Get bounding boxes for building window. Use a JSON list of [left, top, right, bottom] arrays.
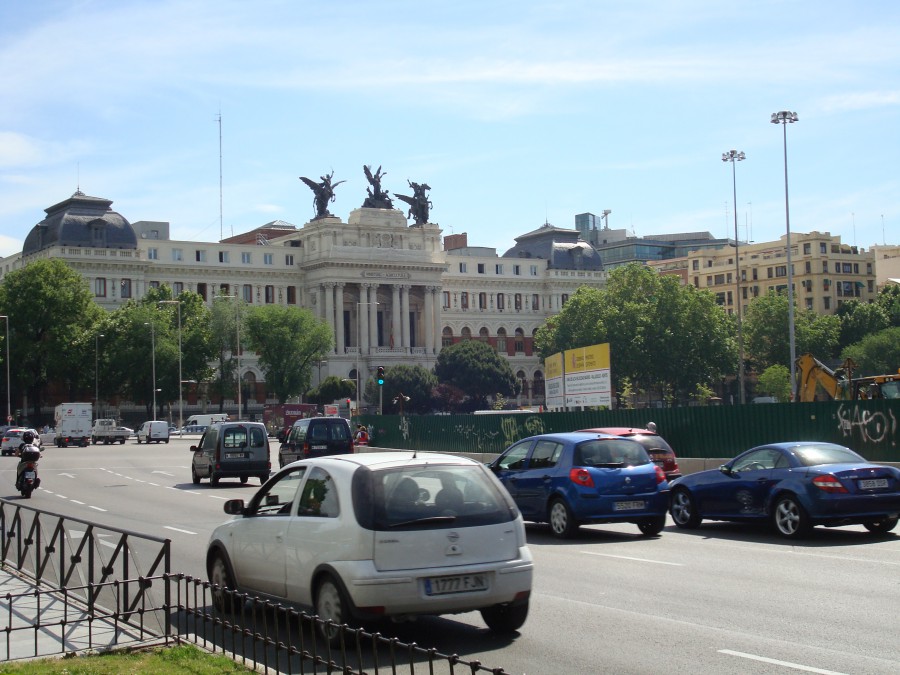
[[515, 294, 522, 310], [442, 327, 454, 347], [460, 292, 469, 309], [532, 294, 540, 310], [824, 296, 831, 310], [219, 251, 230, 263], [285, 254, 294, 266], [148, 248, 158, 260], [513, 265, 521, 275], [715, 292, 726, 306], [460, 327, 472, 341], [822, 261, 828, 273], [496, 327, 508, 351], [219, 284, 230, 296], [561, 294, 569, 305], [264, 253, 273, 265], [805, 261, 811, 273], [265, 285, 275, 303], [242, 252, 252, 264], [478, 292, 487, 309], [442, 291, 450, 308], [173, 282, 184, 295], [286, 286, 297, 304], [459, 262, 467, 273], [496, 264, 503, 274], [775, 266, 787, 277], [149, 281, 160, 289], [714, 273, 725, 285], [821, 242, 827, 254], [692, 260, 699, 271], [803, 243, 811, 254], [196, 250, 207, 262], [242, 284, 253, 302], [752, 268, 758, 280], [477, 263, 485, 274], [530, 265, 538, 276], [497, 294, 505, 310], [479, 327, 490, 342], [805, 298, 813, 309], [94, 278, 106, 297], [515, 329, 525, 353], [172, 248, 183, 261], [120, 279, 132, 298]]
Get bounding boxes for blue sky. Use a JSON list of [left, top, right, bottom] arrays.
[[1, 1, 898, 259]]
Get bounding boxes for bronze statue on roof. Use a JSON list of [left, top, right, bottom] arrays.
[[300, 171, 345, 219], [362, 165, 393, 209], [394, 179, 432, 226]]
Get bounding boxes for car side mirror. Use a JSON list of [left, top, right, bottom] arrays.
[[190, 445, 198, 452], [223, 499, 245, 515], [718, 464, 732, 476]]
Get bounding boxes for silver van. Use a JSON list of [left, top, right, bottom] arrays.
[[136, 420, 170, 444], [191, 422, 270, 486]]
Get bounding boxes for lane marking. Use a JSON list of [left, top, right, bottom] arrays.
[[719, 649, 848, 674], [582, 551, 683, 566], [89, 505, 107, 512], [70, 500, 84, 505], [152, 471, 174, 477], [59, 473, 76, 478], [207, 495, 229, 500], [164, 526, 198, 535]]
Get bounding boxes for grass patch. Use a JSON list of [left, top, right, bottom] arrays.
[[0, 643, 255, 674]]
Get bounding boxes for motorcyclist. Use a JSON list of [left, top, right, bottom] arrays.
[[15, 430, 42, 490]]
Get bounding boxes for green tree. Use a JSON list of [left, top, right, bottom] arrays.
[[434, 340, 518, 411], [0, 259, 104, 422], [757, 364, 791, 402], [207, 296, 246, 411], [306, 376, 355, 406], [841, 327, 900, 376], [875, 285, 900, 327], [364, 364, 437, 414], [836, 300, 889, 353], [244, 305, 332, 403], [535, 264, 734, 403]]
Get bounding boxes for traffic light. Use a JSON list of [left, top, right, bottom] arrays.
[[376, 366, 385, 386]]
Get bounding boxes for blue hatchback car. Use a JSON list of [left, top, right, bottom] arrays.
[[489, 432, 670, 538], [669, 441, 900, 538]]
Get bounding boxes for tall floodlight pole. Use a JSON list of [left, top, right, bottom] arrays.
[[722, 150, 746, 404], [0, 315, 9, 424], [771, 111, 799, 400], [159, 300, 183, 431], [95, 332, 105, 415], [145, 321, 157, 418]]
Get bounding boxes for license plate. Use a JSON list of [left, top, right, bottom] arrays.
[[24, 471, 36, 480], [224, 452, 245, 459], [311, 445, 327, 450], [424, 574, 488, 596], [615, 500, 645, 511], [859, 478, 888, 490]]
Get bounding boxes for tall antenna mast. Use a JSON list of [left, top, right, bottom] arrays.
[[218, 112, 224, 240]]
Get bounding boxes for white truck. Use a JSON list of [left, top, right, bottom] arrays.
[[54, 402, 92, 447], [183, 413, 229, 430], [91, 418, 129, 444]]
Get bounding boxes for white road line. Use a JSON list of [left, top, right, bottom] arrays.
[[59, 473, 76, 478], [719, 649, 848, 674], [164, 526, 197, 535], [55, 494, 67, 499], [582, 551, 683, 566], [152, 471, 174, 476], [148, 482, 160, 487], [89, 505, 107, 512], [70, 500, 85, 505], [207, 495, 229, 500]]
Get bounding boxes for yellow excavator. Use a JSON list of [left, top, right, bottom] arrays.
[[796, 353, 900, 402]]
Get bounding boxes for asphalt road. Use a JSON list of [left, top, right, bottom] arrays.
[[3, 439, 899, 674]]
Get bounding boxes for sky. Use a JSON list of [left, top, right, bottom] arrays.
[[1, 1, 898, 259]]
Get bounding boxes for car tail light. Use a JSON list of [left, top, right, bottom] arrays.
[[654, 466, 667, 484], [813, 474, 848, 493], [569, 467, 595, 487]]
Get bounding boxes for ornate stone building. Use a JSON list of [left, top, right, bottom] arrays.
[[3, 190, 608, 410]]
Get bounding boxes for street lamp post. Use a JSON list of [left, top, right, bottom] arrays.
[[771, 110, 799, 400], [145, 321, 157, 418], [0, 315, 9, 425], [722, 149, 746, 404], [159, 300, 183, 431], [95, 332, 105, 415]]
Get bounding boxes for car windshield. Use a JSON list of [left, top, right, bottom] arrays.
[[353, 463, 516, 530], [628, 434, 673, 453], [792, 443, 865, 466], [575, 439, 651, 467]]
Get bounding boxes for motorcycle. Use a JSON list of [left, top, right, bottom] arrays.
[[15, 443, 42, 499]]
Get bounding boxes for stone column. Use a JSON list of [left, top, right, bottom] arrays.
[[323, 283, 336, 353], [335, 283, 345, 354], [401, 285, 411, 351], [433, 287, 443, 353], [369, 289, 379, 349], [391, 284, 401, 350], [359, 284, 370, 353], [424, 286, 435, 355]]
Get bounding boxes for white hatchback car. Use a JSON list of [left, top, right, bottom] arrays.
[[206, 452, 533, 643]]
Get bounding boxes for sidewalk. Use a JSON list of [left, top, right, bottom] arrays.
[[0, 566, 152, 662]]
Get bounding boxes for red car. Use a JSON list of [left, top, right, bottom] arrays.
[[578, 427, 681, 481]]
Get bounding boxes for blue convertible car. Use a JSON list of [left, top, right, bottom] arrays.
[[669, 442, 900, 538]]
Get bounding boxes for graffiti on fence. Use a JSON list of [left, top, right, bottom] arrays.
[[836, 404, 898, 445], [500, 415, 546, 448]]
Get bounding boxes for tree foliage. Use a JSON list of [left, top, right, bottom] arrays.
[[840, 327, 900, 376], [244, 305, 332, 403], [534, 264, 734, 402], [434, 340, 518, 410], [364, 364, 438, 414], [875, 284, 900, 327], [835, 300, 889, 353], [306, 375, 355, 406], [757, 364, 791, 402], [0, 259, 104, 420]]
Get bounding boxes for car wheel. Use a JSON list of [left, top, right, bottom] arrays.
[[136, 437, 142, 444], [548, 498, 578, 539], [192, 466, 201, 485], [481, 600, 529, 634], [209, 553, 235, 613], [670, 488, 702, 529], [637, 515, 667, 536], [773, 495, 811, 538], [863, 516, 899, 534], [315, 575, 350, 647], [239, 476, 248, 485]]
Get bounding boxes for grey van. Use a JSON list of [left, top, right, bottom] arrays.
[[191, 422, 270, 486], [278, 417, 353, 468]]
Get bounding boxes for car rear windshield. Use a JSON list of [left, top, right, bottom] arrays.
[[575, 439, 652, 467], [352, 463, 517, 531], [628, 434, 674, 453], [792, 443, 865, 466]]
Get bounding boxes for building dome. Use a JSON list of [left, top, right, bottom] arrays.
[[22, 190, 138, 256]]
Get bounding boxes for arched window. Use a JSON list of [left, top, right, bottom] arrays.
[[515, 328, 525, 353], [533, 371, 545, 397], [517, 369, 529, 398], [461, 327, 472, 340], [497, 328, 507, 354], [479, 327, 490, 342], [442, 327, 454, 347]]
